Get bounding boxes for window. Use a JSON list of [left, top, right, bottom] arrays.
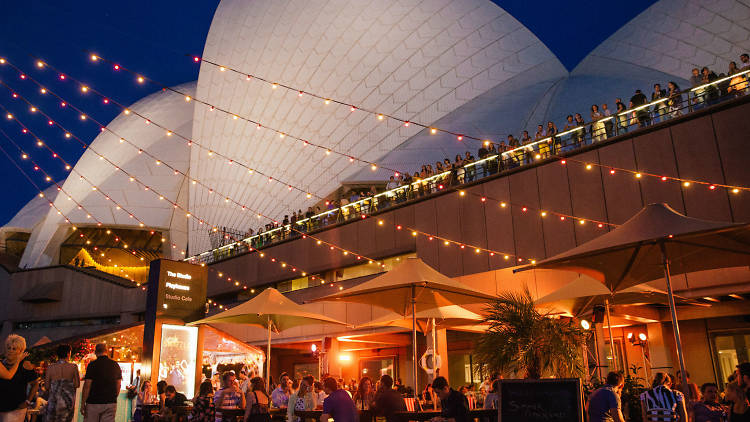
[[359, 357, 395, 379], [276, 253, 416, 293], [712, 332, 750, 386], [603, 339, 627, 372], [293, 362, 319, 380], [14, 316, 120, 330]]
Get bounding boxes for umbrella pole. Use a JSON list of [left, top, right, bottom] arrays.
[[412, 285, 418, 392], [267, 316, 272, 392], [660, 243, 689, 392], [432, 318, 437, 382], [605, 298, 617, 372], [592, 328, 602, 381]]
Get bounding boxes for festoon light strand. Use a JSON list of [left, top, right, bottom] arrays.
[[2, 64, 388, 267], [185, 54, 484, 145], [2, 72, 389, 288], [6, 57, 321, 201], [0, 126, 148, 277], [84, 54, 400, 175]]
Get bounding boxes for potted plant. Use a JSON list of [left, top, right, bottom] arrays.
[[475, 288, 586, 379]]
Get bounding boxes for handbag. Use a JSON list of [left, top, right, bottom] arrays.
[[247, 392, 272, 422]]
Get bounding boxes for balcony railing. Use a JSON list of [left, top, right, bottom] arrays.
[[186, 69, 750, 265]]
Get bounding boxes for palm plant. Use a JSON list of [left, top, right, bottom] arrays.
[[475, 288, 586, 379]]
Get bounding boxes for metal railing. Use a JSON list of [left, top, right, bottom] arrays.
[[186, 69, 750, 265]]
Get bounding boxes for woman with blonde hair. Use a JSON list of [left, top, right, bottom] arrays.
[[0, 335, 29, 380], [0, 335, 37, 422], [287, 379, 316, 422]]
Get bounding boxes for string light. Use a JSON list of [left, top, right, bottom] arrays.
[[80, 54, 400, 176], [17, 59, 321, 200], [0, 102, 151, 229], [5, 108, 330, 289], [562, 158, 747, 194], [12, 56, 748, 278], [2, 76, 384, 272], [187, 55, 491, 146], [0, 128, 146, 274], [459, 190, 615, 228]]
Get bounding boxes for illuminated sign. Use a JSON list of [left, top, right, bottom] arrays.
[[166, 282, 190, 291], [167, 271, 192, 280], [158, 324, 198, 398], [146, 259, 207, 320]]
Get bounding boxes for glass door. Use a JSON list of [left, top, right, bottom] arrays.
[[359, 356, 395, 379], [603, 338, 626, 372], [712, 332, 750, 386]]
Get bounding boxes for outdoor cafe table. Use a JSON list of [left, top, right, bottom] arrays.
[[395, 409, 497, 422], [294, 409, 375, 422], [138, 403, 160, 422], [137, 404, 193, 422], [295, 409, 496, 422], [218, 407, 287, 421]]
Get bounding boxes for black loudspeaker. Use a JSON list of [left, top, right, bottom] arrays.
[[593, 305, 606, 323], [323, 337, 332, 351]]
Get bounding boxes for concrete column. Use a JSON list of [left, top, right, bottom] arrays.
[[321, 337, 341, 378], [397, 347, 410, 389], [435, 328, 448, 382], [646, 322, 674, 374]]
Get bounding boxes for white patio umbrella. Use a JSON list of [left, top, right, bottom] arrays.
[[358, 305, 483, 380], [314, 257, 495, 390], [534, 275, 695, 371], [518, 203, 750, 389], [190, 288, 347, 390], [356, 304, 482, 332]]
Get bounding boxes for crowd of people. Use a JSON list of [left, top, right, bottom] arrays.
[[400, 53, 750, 193], [0, 334, 491, 422], [588, 364, 750, 422], [4, 332, 750, 422], [201, 53, 750, 263]]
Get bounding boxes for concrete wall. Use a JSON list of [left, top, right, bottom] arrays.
[[0, 265, 145, 348]]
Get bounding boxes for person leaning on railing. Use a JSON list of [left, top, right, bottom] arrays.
[[463, 151, 476, 182], [545, 121, 558, 154], [701, 67, 720, 106], [630, 89, 650, 127], [562, 115, 576, 147], [506, 135, 520, 167], [728, 62, 748, 98], [573, 113, 586, 147], [667, 82, 683, 118], [651, 84, 668, 123]]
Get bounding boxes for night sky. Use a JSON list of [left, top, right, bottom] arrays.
[[0, 0, 655, 224]]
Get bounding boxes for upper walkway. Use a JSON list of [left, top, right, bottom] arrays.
[[188, 70, 750, 266]]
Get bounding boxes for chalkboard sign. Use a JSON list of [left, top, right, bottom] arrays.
[[499, 378, 583, 422]]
